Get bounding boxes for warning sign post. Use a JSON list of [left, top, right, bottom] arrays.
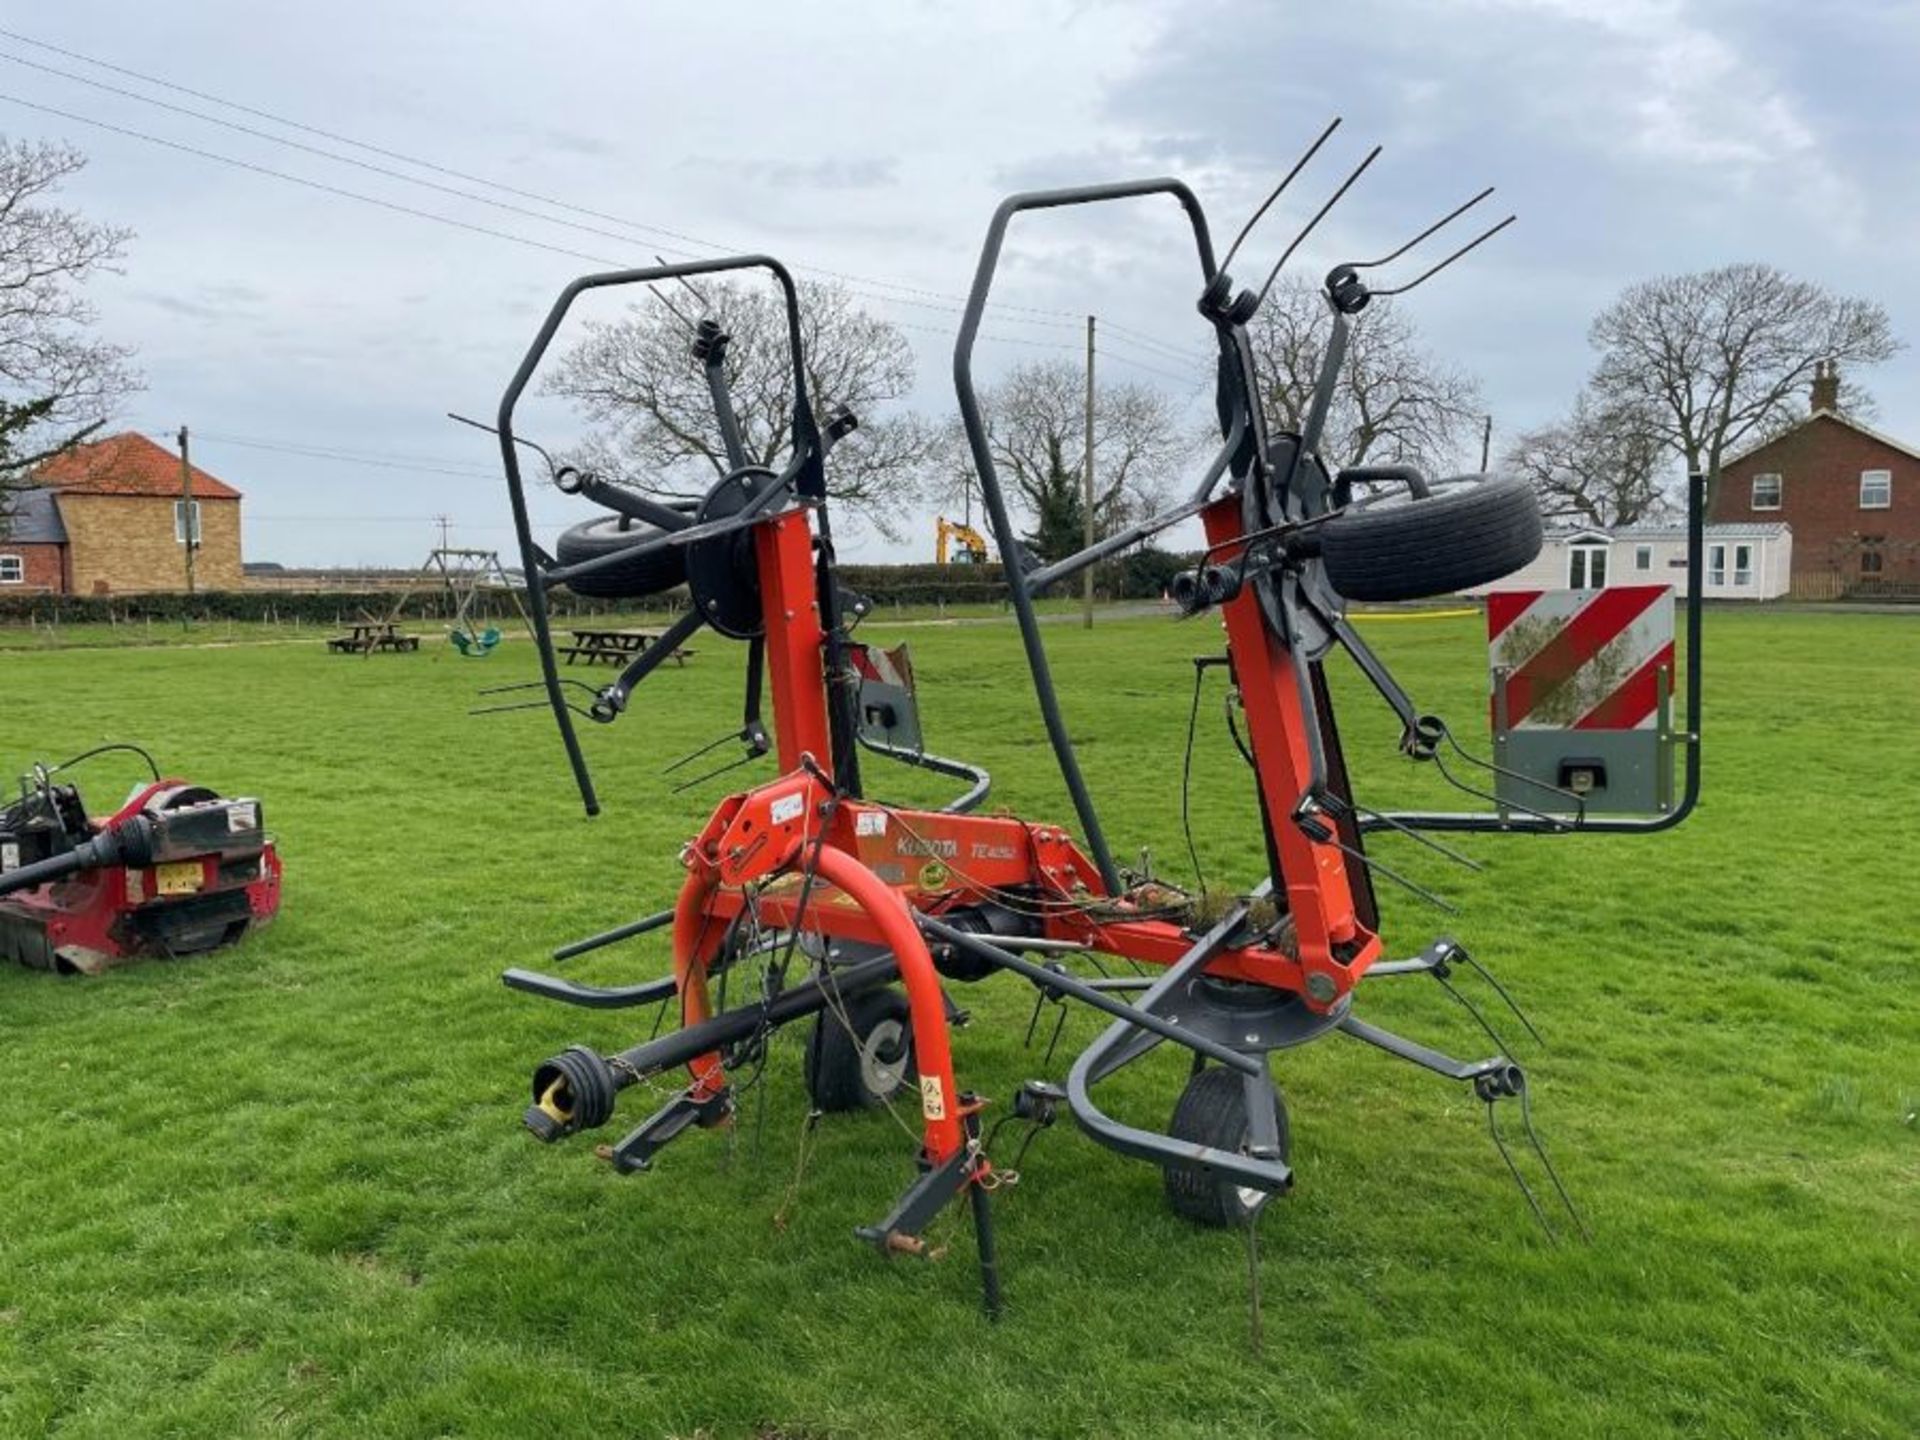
[[1487, 585, 1678, 817]]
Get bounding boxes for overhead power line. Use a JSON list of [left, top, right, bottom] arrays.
[[175, 430, 500, 478], [1, 90, 1175, 376], [0, 50, 709, 262], [0, 90, 624, 268], [0, 25, 1212, 370]]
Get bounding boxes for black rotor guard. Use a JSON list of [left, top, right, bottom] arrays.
[[1247, 436, 1343, 660], [687, 466, 774, 640]]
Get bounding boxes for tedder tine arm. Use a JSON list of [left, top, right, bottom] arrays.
[[1057, 896, 1295, 1197], [588, 608, 708, 723]]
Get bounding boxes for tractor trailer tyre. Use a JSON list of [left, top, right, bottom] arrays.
[[1316, 476, 1543, 603], [553, 516, 688, 599], [804, 985, 917, 1112], [1163, 1065, 1291, 1227]]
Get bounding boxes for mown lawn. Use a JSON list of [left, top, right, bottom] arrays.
[[0, 607, 1915, 1438]]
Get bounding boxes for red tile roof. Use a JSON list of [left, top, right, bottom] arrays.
[[33, 432, 242, 500]]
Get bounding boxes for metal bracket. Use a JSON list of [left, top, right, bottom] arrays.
[[855, 1145, 976, 1253], [604, 1085, 733, 1173]]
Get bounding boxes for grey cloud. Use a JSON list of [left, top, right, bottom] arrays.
[[686, 154, 900, 191]]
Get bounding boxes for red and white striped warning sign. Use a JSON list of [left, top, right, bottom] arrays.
[[849, 641, 915, 691], [1487, 586, 1674, 731]]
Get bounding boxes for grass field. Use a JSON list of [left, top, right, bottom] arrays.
[[1, 608, 1915, 1438]]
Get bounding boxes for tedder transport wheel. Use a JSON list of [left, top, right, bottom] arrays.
[[1317, 476, 1543, 603], [1163, 1065, 1291, 1227], [804, 986, 917, 1112], [553, 515, 689, 599]]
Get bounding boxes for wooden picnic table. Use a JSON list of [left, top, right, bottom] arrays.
[[558, 626, 693, 667], [326, 621, 420, 654]]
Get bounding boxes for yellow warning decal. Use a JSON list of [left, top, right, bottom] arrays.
[[919, 1075, 947, 1121]]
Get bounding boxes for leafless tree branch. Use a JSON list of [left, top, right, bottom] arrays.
[[0, 138, 140, 500], [544, 278, 936, 541]]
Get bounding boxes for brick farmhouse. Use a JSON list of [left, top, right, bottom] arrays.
[[1711, 364, 1919, 597], [1, 433, 245, 595]]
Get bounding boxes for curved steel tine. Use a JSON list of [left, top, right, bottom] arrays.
[[1341, 186, 1493, 272], [476, 677, 599, 698], [1429, 746, 1575, 831], [657, 253, 716, 314], [664, 727, 747, 775], [1314, 823, 1458, 914], [1488, 1101, 1558, 1243], [1372, 214, 1516, 297], [1419, 718, 1584, 826], [1519, 1082, 1590, 1240], [447, 411, 561, 481], [1253, 145, 1382, 309], [669, 747, 766, 796], [1043, 1005, 1070, 1067], [1023, 989, 1049, 1050], [1434, 970, 1514, 1058], [638, 259, 701, 335], [1436, 721, 1587, 823], [1348, 800, 1486, 871], [1460, 951, 1546, 1048], [1220, 117, 1343, 274]]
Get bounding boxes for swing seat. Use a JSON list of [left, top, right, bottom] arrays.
[[452, 626, 502, 657]]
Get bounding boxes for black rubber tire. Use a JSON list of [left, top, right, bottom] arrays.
[[1162, 1065, 1290, 1227], [803, 986, 916, 1112], [553, 515, 688, 599], [1317, 476, 1542, 602]]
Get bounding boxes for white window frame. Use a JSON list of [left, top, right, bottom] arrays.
[[0, 553, 22, 585], [1707, 543, 1727, 588], [1750, 473, 1782, 510], [1567, 542, 1608, 590], [174, 499, 202, 544], [1634, 544, 1653, 571], [1733, 543, 1753, 587], [1860, 470, 1891, 509]]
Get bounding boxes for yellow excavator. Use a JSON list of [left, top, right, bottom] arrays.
[[935, 516, 990, 565]]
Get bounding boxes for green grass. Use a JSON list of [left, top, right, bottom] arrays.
[[0, 609, 1915, 1438]]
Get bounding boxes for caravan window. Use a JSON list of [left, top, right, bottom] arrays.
[[1567, 543, 1608, 590]]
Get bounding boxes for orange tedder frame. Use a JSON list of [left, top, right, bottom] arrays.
[[665, 500, 1378, 1178]]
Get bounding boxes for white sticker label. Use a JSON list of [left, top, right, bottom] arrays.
[[769, 791, 806, 826], [228, 802, 258, 833], [855, 811, 887, 837], [919, 1074, 947, 1121], [1, 842, 18, 872]]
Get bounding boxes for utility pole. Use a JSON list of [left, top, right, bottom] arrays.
[[177, 425, 197, 594], [433, 513, 452, 552], [1083, 314, 1095, 630], [1480, 413, 1493, 472]]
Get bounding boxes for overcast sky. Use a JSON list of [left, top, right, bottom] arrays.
[[7, 0, 1917, 565]]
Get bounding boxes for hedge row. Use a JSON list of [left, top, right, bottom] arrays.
[[0, 550, 1202, 626], [837, 548, 1195, 605]]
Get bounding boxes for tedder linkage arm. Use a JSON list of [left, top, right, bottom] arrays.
[[494, 253, 826, 817]]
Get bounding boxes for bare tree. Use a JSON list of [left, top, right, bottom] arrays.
[[1587, 262, 1901, 497], [957, 359, 1185, 561], [1248, 275, 1481, 474], [546, 278, 937, 540], [1505, 391, 1670, 529], [0, 139, 139, 504]]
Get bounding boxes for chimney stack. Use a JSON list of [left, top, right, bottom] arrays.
[[1811, 358, 1840, 413]]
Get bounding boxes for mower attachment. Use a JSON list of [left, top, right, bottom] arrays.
[[1, 761, 282, 975]]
